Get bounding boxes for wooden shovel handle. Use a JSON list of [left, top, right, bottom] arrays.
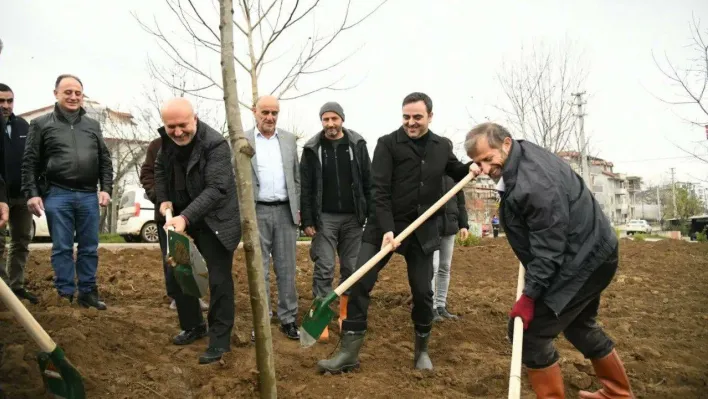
[[0, 276, 56, 353], [508, 262, 526, 399], [333, 172, 476, 297], [165, 208, 173, 223]]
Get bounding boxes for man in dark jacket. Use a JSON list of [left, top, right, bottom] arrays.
[[140, 136, 208, 312], [465, 122, 634, 399], [317, 92, 477, 374], [431, 174, 469, 322], [154, 97, 241, 365], [300, 101, 372, 341], [0, 83, 37, 304], [21, 74, 113, 310]]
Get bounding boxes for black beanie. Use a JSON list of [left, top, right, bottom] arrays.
[[319, 101, 345, 121]]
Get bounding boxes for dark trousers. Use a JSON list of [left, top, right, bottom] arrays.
[[342, 236, 434, 334], [509, 246, 619, 369], [310, 213, 362, 298], [0, 197, 33, 290], [157, 223, 178, 298], [492, 225, 499, 238], [170, 226, 235, 350]]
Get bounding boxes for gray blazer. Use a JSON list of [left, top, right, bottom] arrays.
[[245, 127, 300, 225]]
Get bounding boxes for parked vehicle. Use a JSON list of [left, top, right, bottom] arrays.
[[625, 219, 652, 235], [116, 188, 158, 243], [688, 214, 708, 241]]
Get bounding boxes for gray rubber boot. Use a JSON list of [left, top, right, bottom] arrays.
[[414, 330, 433, 370], [316, 330, 365, 374]]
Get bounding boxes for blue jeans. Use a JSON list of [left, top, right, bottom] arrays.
[[44, 186, 100, 296]]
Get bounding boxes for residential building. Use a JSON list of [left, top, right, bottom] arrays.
[[557, 151, 631, 224]]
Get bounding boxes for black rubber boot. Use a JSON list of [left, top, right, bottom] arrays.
[[77, 288, 107, 310], [414, 330, 433, 370], [316, 330, 365, 374]]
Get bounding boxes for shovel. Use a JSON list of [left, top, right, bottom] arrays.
[[508, 263, 526, 399], [300, 172, 476, 347], [165, 209, 209, 298], [0, 277, 85, 399]]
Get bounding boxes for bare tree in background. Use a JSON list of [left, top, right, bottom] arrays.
[[219, 0, 276, 396], [495, 41, 588, 153], [135, 0, 388, 110], [654, 15, 708, 164], [87, 104, 150, 234]]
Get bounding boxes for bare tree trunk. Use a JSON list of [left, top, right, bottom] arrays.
[[219, 0, 277, 397]]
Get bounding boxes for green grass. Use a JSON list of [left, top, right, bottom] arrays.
[[99, 233, 126, 243], [632, 233, 646, 241]]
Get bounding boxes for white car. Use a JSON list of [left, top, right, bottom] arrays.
[[116, 188, 159, 243], [625, 219, 652, 235]]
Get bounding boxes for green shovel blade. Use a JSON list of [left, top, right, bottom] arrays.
[[37, 346, 86, 399], [299, 291, 337, 348]]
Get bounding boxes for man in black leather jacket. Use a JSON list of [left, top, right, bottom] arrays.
[[21, 74, 113, 310]]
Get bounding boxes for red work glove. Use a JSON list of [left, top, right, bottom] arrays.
[[509, 294, 535, 330]]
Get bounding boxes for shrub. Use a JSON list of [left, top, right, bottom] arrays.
[[633, 233, 646, 242], [456, 234, 481, 247], [696, 227, 708, 242]]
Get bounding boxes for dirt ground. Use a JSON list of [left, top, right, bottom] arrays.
[[1, 238, 707, 398]]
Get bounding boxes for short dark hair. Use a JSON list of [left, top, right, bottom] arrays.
[[402, 92, 433, 114], [55, 74, 83, 89], [0, 83, 12, 93], [464, 122, 512, 155]]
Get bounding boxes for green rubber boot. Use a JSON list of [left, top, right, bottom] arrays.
[[414, 330, 433, 370], [316, 330, 365, 374]]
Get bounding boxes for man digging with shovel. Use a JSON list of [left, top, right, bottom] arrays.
[[155, 98, 242, 364], [317, 92, 478, 373], [465, 123, 634, 399]]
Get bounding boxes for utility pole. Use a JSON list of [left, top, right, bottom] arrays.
[[657, 185, 662, 225], [572, 92, 590, 188], [670, 167, 677, 218]]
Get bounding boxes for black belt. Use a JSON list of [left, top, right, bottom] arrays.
[[257, 200, 289, 206]]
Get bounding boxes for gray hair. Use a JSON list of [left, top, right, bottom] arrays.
[[464, 122, 512, 156]]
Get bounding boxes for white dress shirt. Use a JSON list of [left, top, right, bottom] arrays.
[[255, 129, 288, 202]]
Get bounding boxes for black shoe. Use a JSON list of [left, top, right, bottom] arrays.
[[13, 288, 39, 305], [280, 322, 300, 340], [173, 324, 208, 345], [59, 292, 74, 303], [436, 307, 459, 320], [198, 347, 229, 364], [77, 289, 107, 310]]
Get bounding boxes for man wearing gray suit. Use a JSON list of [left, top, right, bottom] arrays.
[[245, 95, 301, 340]]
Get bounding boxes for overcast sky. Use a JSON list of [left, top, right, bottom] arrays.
[[2, 0, 708, 191]]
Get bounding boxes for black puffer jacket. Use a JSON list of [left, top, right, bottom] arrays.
[[21, 104, 113, 199], [499, 139, 618, 315]]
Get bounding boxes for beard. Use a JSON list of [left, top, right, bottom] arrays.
[[489, 148, 509, 183], [324, 127, 341, 138]]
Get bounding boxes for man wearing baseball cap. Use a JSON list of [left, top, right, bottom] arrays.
[[300, 101, 373, 341]]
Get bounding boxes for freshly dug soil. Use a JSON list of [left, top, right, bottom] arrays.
[[1, 239, 706, 398]]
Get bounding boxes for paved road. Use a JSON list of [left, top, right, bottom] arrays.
[[27, 240, 313, 251]]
